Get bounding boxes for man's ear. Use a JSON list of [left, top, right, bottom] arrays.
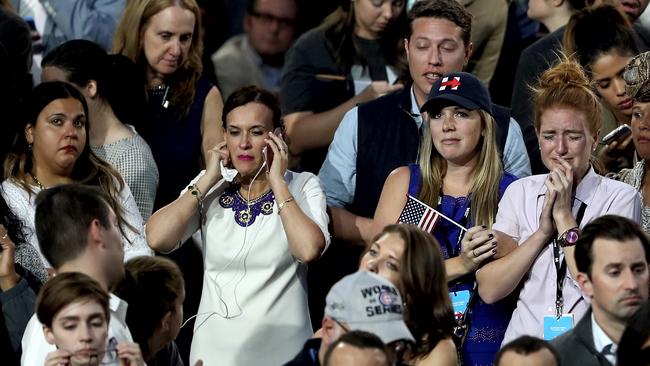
[[463, 42, 474, 68], [576, 271, 594, 298], [160, 310, 173, 332], [43, 325, 56, 345], [404, 38, 410, 61], [88, 218, 105, 248]]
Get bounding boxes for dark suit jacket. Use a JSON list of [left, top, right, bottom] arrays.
[[551, 309, 613, 366]]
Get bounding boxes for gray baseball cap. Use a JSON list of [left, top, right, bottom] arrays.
[[324, 271, 415, 344]]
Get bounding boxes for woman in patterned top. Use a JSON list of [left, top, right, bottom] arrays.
[[616, 51, 650, 234], [146, 86, 330, 365], [41, 39, 159, 220]]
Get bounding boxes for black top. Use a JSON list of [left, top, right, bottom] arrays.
[[148, 342, 184, 366], [280, 29, 392, 173], [510, 27, 565, 175], [283, 338, 322, 366], [354, 36, 388, 81], [142, 78, 213, 210]]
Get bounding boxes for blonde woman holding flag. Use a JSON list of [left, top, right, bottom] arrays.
[[372, 71, 518, 365]]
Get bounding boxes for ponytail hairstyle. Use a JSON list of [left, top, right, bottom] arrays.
[[563, 4, 638, 74], [42, 39, 148, 130]]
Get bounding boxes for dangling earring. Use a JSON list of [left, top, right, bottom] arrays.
[[28, 143, 33, 151]]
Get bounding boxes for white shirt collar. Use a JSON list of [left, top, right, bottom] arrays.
[[109, 293, 129, 324], [591, 312, 617, 364], [409, 86, 423, 129]]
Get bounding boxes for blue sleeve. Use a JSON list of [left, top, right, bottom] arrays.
[[40, 0, 125, 50], [1, 278, 36, 352], [318, 107, 359, 207], [503, 117, 532, 178]]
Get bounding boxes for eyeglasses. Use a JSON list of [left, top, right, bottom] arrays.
[[63, 347, 118, 365], [61, 338, 119, 366], [250, 10, 296, 28]]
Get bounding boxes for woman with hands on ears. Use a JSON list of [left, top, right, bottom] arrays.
[[370, 72, 518, 365], [476, 56, 641, 345], [146, 86, 330, 366]]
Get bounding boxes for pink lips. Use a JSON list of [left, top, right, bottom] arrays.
[[636, 136, 650, 144], [61, 145, 77, 153], [238, 155, 254, 161], [619, 98, 633, 109]]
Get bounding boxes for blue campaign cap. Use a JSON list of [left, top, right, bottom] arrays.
[[420, 72, 493, 116]]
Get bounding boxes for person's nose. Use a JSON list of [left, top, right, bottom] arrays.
[[63, 121, 79, 139], [381, 3, 394, 20], [613, 77, 627, 97], [442, 112, 455, 132], [428, 47, 442, 67], [78, 324, 92, 343], [365, 258, 379, 273], [555, 136, 568, 155], [639, 116, 650, 130], [169, 39, 182, 57], [238, 133, 252, 150], [622, 268, 641, 292]]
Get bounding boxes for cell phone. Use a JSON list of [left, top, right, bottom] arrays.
[[263, 128, 283, 172], [601, 124, 631, 145], [263, 146, 274, 172]]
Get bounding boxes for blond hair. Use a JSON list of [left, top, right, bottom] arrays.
[[113, 0, 203, 118], [417, 110, 503, 227]]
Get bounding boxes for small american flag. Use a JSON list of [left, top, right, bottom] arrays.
[[398, 195, 442, 233], [397, 194, 468, 234]]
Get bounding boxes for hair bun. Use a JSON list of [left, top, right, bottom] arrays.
[[537, 54, 591, 92]]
